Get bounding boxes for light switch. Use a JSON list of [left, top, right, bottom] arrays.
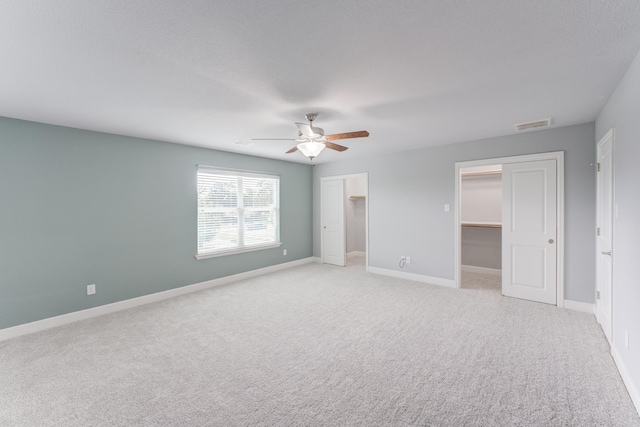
[[444, 204, 450, 212]]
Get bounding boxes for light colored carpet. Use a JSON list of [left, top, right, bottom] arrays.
[[1, 259, 638, 426], [461, 270, 502, 291]]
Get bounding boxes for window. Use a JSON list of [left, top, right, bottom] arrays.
[[196, 166, 280, 259]]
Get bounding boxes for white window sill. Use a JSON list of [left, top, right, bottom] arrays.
[[195, 242, 283, 260]]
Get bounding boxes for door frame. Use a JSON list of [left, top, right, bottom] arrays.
[[320, 173, 369, 269], [454, 151, 565, 307], [596, 128, 614, 342]]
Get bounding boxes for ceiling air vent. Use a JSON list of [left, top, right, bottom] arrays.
[[515, 118, 552, 132]]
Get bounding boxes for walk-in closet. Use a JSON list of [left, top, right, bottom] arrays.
[[460, 165, 502, 289], [345, 175, 366, 266]]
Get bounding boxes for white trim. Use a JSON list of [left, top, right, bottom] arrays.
[[557, 153, 566, 308], [612, 346, 640, 416], [196, 164, 281, 178], [595, 128, 614, 344], [347, 251, 366, 258], [0, 257, 316, 342], [454, 151, 565, 308], [311, 256, 322, 263], [195, 242, 282, 260], [462, 265, 502, 276], [368, 266, 456, 288], [563, 300, 596, 314], [319, 173, 368, 181]]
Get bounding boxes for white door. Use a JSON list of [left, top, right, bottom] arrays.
[[321, 179, 346, 266], [596, 131, 613, 344], [502, 159, 557, 305]]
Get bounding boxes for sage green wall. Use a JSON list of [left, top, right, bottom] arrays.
[[0, 116, 313, 329]]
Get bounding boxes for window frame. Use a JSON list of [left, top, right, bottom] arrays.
[[196, 166, 281, 260]]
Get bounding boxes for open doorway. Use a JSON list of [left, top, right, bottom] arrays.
[[454, 152, 565, 307], [320, 173, 369, 269], [345, 175, 367, 267], [459, 164, 502, 291]]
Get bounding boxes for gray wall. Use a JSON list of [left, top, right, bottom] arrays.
[[461, 174, 502, 223], [313, 123, 596, 303], [0, 116, 313, 329], [596, 49, 640, 404], [461, 227, 501, 270]]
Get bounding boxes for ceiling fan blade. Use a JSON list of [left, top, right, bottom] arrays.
[[251, 138, 296, 141], [325, 130, 369, 141], [285, 146, 299, 154], [324, 141, 349, 152], [295, 122, 314, 137]]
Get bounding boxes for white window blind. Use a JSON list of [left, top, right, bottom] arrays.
[[197, 167, 280, 258]]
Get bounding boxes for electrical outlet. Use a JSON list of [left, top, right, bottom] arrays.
[[283, 249, 287, 256], [444, 204, 450, 212], [406, 256, 411, 264], [625, 330, 629, 350], [87, 284, 96, 295]]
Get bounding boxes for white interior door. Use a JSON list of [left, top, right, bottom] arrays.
[[596, 131, 613, 344], [502, 159, 557, 305], [322, 179, 346, 266]]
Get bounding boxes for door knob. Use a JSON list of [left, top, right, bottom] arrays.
[[602, 250, 612, 256], [548, 239, 554, 244]]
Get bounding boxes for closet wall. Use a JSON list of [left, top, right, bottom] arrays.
[[461, 171, 502, 272], [345, 176, 366, 255]]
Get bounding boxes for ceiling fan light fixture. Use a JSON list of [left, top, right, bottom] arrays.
[[254, 113, 369, 159], [297, 141, 326, 160]]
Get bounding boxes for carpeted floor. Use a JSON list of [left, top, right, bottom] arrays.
[[461, 270, 502, 291], [1, 258, 638, 426]]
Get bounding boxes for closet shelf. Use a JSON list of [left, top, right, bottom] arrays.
[[461, 171, 502, 177], [349, 195, 366, 200], [461, 221, 502, 228]]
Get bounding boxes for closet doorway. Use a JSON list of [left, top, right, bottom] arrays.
[[320, 173, 368, 268], [459, 165, 503, 291], [454, 152, 565, 307]]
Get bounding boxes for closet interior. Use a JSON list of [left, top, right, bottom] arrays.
[[460, 165, 502, 289], [345, 176, 366, 266]]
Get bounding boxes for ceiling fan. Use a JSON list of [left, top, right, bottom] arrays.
[[252, 113, 369, 160]]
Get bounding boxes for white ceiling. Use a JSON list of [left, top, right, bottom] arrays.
[[1, 1, 639, 164]]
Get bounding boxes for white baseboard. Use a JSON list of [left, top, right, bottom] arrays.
[[368, 266, 456, 288], [0, 257, 316, 342], [563, 299, 596, 314], [612, 346, 640, 416], [311, 256, 322, 263], [461, 265, 502, 276], [347, 251, 366, 258]]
